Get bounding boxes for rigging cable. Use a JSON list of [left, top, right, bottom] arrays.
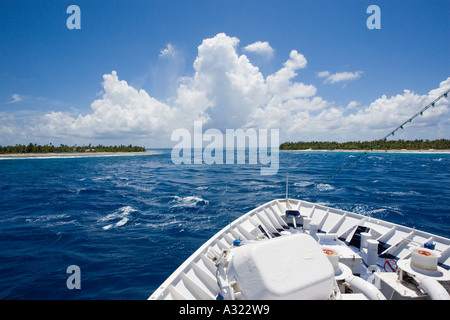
[[299, 87, 450, 194]]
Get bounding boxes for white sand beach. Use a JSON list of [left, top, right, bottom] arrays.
[[0, 151, 162, 159], [283, 149, 450, 154]]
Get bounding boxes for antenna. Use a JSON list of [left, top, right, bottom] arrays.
[[286, 172, 291, 209]]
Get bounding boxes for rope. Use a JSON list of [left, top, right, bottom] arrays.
[[299, 87, 450, 194]]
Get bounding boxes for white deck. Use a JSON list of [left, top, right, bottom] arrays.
[[149, 198, 450, 300]]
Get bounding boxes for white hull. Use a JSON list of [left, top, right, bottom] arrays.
[[149, 199, 450, 300]]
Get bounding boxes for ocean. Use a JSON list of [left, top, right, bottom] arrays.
[[0, 150, 449, 299]]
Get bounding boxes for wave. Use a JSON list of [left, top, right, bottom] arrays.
[[144, 221, 180, 229], [368, 156, 384, 160], [375, 190, 421, 197], [93, 175, 113, 181], [126, 183, 155, 193], [316, 183, 335, 191], [101, 206, 136, 230], [366, 208, 388, 215], [391, 190, 421, 196], [294, 181, 313, 187], [170, 196, 209, 208], [25, 213, 78, 229], [340, 205, 389, 217], [26, 213, 70, 223]]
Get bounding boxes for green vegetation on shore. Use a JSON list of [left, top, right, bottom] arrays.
[[0, 143, 146, 154], [279, 139, 450, 151]]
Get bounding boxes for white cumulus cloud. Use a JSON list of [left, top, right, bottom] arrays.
[[345, 80, 450, 138], [159, 43, 176, 58], [7, 94, 23, 104], [317, 70, 363, 84], [4, 33, 448, 147], [35, 71, 178, 145], [243, 41, 274, 57]]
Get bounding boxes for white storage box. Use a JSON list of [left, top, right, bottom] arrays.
[[228, 234, 335, 299]]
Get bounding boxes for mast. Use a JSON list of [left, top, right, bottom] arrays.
[[286, 172, 290, 209]]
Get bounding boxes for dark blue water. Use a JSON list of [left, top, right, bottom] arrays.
[[0, 150, 449, 299]]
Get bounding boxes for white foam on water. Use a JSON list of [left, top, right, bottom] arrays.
[[114, 217, 129, 227], [316, 183, 335, 191], [170, 196, 209, 208], [101, 206, 136, 230], [294, 181, 313, 187], [366, 208, 388, 215]]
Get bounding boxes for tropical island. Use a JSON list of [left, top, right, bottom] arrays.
[[0, 143, 146, 154], [279, 139, 450, 151], [0, 143, 148, 158]]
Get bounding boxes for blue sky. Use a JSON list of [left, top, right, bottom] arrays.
[[1, 0, 449, 147]]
